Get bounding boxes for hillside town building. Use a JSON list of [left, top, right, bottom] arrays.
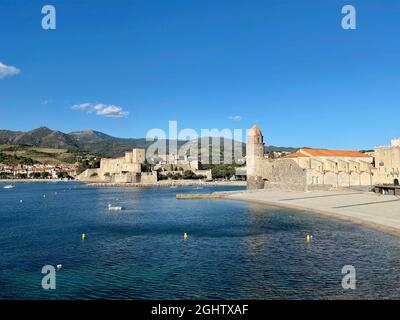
[[0, 163, 76, 179]]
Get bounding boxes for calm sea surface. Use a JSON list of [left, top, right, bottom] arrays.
[[1, 182, 400, 299]]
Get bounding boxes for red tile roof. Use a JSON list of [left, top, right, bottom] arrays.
[[285, 148, 370, 158], [285, 152, 310, 158]]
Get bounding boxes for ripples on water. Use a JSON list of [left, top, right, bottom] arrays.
[[1, 182, 400, 299]]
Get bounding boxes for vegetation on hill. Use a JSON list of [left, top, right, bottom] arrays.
[[0, 152, 39, 166], [0, 144, 97, 168], [76, 157, 101, 175]]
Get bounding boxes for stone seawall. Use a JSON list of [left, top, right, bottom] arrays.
[[176, 190, 246, 199], [176, 194, 223, 199]]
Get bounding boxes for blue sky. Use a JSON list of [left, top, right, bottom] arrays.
[[0, 0, 399, 149]]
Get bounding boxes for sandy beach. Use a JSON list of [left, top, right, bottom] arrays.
[[221, 189, 400, 236]]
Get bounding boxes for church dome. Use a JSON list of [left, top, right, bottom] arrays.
[[247, 125, 262, 137]]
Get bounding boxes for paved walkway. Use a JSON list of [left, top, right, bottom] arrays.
[[225, 189, 400, 235]]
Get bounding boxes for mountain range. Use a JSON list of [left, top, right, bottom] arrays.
[[0, 127, 298, 158]]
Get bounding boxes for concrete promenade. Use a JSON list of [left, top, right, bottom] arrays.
[[224, 189, 400, 235]]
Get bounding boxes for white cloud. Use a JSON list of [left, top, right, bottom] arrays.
[[0, 61, 20, 79], [72, 103, 129, 118], [228, 115, 242, 121]]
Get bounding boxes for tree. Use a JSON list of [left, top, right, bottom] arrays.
[[30, 172, 41, 179], [172, 172, 182, 180], [183, 170, 196, 180], [90, 172, 98, 178], [41, 172, 50, 179], [268, 151, 275, 159], [211, 164, 235, 180], [0, 172, 10, 179], [77, 157, 100, 175], [57, 171, 69, 179], [158, 173, 168, 180]]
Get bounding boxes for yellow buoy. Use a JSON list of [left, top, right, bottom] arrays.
[[306, 234, 311, 242], [81, 233, 86, 240], [184, 232, 188, 241]]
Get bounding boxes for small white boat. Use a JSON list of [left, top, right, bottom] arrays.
[[3, 185, 15, 189], [108, 204, 122, 211]]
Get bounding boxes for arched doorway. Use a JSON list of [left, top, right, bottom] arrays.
[[394, 179, 399, 186]]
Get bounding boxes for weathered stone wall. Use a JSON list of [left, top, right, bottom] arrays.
[[261, 159, 307, 191], [111, 172, 141, 183], [307, 184, 333, 191], [247, 158, 307, 191], [246, 135, 264, 177], [361, 172, 374, 185], [195, 169, 212, 181], [247, 175, 264, 190], [375, 144, 400, 184], [132, 149, 145, 164], [76, 168, 102, 181], [99, 158, 141, 176], [307, 170, 374, 188], [141, 172, 158, 184]]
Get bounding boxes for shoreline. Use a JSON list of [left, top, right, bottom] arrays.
[[0, 179, 71, 183], [84, 180, 247, 188], [220, 189, 400, 237]]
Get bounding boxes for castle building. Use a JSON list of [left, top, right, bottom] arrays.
[[77, 148, 157, 183], [374, 138, 400, 185], [76, 148, 211, 183], [246, 125, 376, 191], [100, 148, 145, 177]]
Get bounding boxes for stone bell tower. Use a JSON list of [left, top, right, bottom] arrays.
[[246, 125, 265, 189]]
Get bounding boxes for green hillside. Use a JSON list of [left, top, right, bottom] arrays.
[[0, 145, 92, 166]]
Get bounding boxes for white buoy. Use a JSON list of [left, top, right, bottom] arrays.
[[108, 204, 122, 211], [56, 264, 62, 270]]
